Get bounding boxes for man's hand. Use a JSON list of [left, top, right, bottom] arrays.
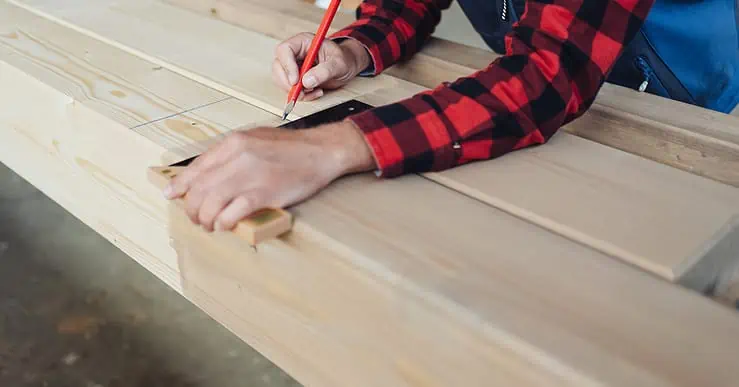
[[163, 121, 376, 232], [273, 33, 371, 101]]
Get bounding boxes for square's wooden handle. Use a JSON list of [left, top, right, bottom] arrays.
[[148, 166, 293, 246]]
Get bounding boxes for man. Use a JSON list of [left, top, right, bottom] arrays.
[[163, 0, 739, 232]]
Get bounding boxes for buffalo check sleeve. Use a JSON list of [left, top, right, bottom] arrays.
[[330, 0, 655, 177]]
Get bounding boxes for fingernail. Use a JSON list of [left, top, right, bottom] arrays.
[[303, 75, 317, 88], [163, 185, 173, 199], [288, 72, 297, 85], [214, 221, 223, 232]]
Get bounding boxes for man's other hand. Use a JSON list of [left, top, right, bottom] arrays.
[[273, 33, 371, 101], [162, 121, 376, 232]]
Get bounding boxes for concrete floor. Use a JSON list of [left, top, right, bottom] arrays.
[[0, 162, 299, 387]]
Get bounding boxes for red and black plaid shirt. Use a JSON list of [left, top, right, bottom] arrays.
[[330, 0, 654, 177]]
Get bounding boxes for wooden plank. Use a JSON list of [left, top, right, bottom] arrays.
[[4, 2, 739, 385], [7, 0, 397, 121], [167, 0, 739, 189], [163, 0, 490, 102], [0, 2, 271, 291], [8, 50, 739, 386], [358, 86, 739, 286], [0, 1, 275, 147], [15, 0, 739, 290], [431, 136, 739, 284], [0, 59, 184, 291], [167, 152, 739, 387]]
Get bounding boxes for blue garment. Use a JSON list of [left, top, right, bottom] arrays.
[[455, 0, 739, 114]]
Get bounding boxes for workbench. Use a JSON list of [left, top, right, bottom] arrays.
[[2, 0, 739, 385]]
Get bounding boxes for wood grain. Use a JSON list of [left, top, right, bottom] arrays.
[[355, 80, 739, 288], [0, 60, 183, 291], [7, 0, 397, 121], [168, 0, 739, 189], [21, 0, 739, 288], [0, 2, 270, 291], [169, 167, 739, 387], [4, 2, 739, 385]]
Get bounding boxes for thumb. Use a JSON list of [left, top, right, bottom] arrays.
[[301, 58, 346, 90]]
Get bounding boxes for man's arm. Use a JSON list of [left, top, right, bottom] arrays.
[[331, 0, 453, 75], [164, 0, 656, 232], [338, 0, 655, 177]]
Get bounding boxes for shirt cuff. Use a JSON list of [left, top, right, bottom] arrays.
[[329, 28, 386, 75], [346, 100, 460, 178], [346, 111, 401, 178]]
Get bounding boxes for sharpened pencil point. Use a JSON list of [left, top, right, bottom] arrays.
[[282, 101, 295, 121]]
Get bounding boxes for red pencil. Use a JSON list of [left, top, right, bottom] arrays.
[[281, 0, 343, 120]]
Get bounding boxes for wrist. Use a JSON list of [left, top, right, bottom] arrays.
[[338, 38, 371, 77], [314, 120, 377, 177]]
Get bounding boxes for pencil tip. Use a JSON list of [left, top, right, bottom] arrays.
[[282, 101, 294, 121]]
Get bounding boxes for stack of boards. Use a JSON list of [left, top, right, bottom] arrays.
[[2, 0, 739, 385]]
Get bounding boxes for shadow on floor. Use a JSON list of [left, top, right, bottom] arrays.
[[0, 162, 300, 387]]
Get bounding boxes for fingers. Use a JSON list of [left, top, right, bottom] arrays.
[[272, 62, 325, 100], [302, 88, 324, 101], [302, 58, 344, 90], [164, 132, 244, 199], [164, 154, 213, 199], [272, 59, 292, 91], [214, 195, 261, 231], [274, 33, 314, 86], [183, 169, 226, 228], [182, 163, 238, 230], [197, 191, 232, 232], [195, 188, 267, 233]]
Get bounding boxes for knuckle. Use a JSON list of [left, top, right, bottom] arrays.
[[276, 41, 289, 53], [211, 191, 230, 209], [203, 193, 230, 226], [198, 213, 212, 228], [199, 209, 216, 228]]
